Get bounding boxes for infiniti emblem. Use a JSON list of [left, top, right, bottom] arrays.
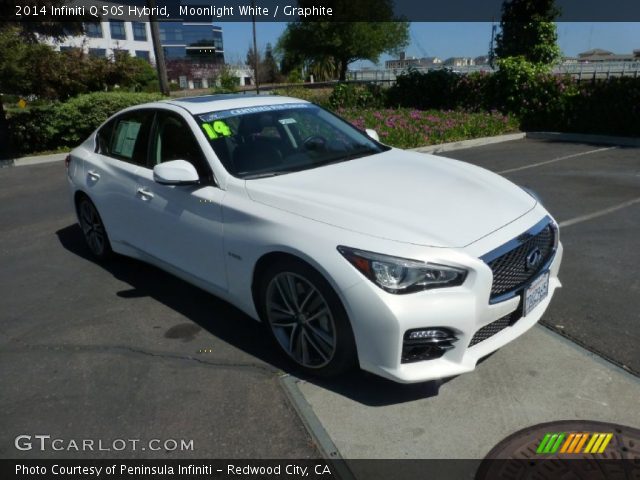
[[525, 247, 543, 271]]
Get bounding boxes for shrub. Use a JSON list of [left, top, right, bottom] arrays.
[[8, 91, 164, 153], [6, 103, 60, 153], [387, 68, 463, 110], [563, 77, 640, 137], [218, 67, 240, 93], [272, 87, 333, 108], [328, 83, 386, 109], [53, 92, 164, 146]]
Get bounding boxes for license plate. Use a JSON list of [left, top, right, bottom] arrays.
[[524, 271, 550, 316]]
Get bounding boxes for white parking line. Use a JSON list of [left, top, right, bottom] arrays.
[[559, 197, 640, 228], [498, 147, 617, 174]]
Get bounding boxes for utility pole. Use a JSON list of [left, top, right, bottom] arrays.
[[252, 0, 260, 94], [147, 0, 170, 95]]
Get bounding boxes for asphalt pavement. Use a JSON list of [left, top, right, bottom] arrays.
[[0, 162, 318, 459], [1, 138, 638, 464]]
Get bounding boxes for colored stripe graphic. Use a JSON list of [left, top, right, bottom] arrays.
[[596, 434, 613, 453], [583, 433, 599, 453], [574, 433, 589, 453], [544, 433, 559, 453], [538, 432, 612, 454], [584, 433, 613, 454], [537, 433, 552, 454], [560, 433, 576, 453], [550, 433, 565, 453]]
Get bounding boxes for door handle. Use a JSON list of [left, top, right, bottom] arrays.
[[136, 188, 154, 200], [87, 170, 100, 180]]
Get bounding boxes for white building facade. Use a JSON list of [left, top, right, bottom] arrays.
[[47, 19, 155, 63]]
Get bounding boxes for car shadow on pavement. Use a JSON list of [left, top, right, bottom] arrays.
[[56, 223, 449, 407]]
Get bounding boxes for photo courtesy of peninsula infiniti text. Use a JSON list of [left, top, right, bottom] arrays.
[[65, 94, 563, 383]]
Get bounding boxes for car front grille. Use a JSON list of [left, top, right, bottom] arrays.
[[469, 305, 522, 347], [485, 220, 556, 301]]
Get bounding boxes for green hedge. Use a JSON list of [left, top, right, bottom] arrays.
[[8, 75, 639, 156], [387, 66, 640, 138], [8, 91, 164, 154]]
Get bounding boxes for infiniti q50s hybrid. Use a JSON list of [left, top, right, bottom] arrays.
[[66, 94, 562, 383]]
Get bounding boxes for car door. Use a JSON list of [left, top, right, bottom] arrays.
[[87, 109, 154, 246], [132, 109, 228, 291]]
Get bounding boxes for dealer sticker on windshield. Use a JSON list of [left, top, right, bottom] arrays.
[[524, 271, 550, 316]]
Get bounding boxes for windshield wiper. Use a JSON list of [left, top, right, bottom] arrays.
[[243, 172, 285, 179]]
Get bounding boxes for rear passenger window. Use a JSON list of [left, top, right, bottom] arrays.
[[96, 110, 153, 166]]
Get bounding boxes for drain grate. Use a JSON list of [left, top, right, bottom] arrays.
[[476, 420, 640, 480]]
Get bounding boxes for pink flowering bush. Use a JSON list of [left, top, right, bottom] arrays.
[[338, 108, 519, 149]]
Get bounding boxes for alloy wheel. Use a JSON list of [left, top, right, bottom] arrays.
[[265, 272, 337, 369], [79, 200, 106, 256]]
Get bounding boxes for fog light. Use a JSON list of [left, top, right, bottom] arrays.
[[402, 328, 458, 363], [408, 329, 451, 342]]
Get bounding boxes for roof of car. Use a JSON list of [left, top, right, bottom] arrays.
[[163, 94, 309, 115]]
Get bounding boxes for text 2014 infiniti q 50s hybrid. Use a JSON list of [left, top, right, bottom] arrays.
[[66, 94, 562, 383]]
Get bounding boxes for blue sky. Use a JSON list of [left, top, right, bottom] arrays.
[[220, 22, 640, 66]]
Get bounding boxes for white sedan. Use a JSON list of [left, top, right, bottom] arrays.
[[66, 95, 562, 383]]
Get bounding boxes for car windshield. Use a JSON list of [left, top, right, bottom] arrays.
[[196, 103, 389, 179]]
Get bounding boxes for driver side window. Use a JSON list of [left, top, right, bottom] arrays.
[[150, 112, 213, 182]]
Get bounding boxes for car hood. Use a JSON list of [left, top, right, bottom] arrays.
[[244, 149, 536, 248]]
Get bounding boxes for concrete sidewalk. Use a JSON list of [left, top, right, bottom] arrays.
[[294, 325, 640, 459]]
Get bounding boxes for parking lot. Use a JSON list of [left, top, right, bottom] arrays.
[[1, 138, 638, 463]]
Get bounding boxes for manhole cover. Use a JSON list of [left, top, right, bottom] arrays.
[[476, 420, 640, 480]]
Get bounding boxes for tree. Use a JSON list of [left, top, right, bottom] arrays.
[[262, 43, 281, 84], [277, 0, 408, 81], [0, 0, 84, 159], [494, 0, 561, 66]]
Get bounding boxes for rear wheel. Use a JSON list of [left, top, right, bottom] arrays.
[[77, 196, 112, 260], [258, 258, 357, 377]]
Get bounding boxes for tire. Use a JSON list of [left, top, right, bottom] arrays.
[[257, 258, 357, 378], [77, 195, 113, 261]]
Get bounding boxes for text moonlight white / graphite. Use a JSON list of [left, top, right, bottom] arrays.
[[179, 5, 333, 17]]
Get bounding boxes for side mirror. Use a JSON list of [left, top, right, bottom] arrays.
[[365, 129, 380, 142], [153, 160, 199, 185]]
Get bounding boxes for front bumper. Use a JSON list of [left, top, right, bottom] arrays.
[[341, 240, 563, 384]]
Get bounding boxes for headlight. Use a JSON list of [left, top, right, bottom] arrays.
[[337, 246, 467, 294]]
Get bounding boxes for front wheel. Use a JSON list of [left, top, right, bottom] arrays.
[[258, 259, 357, 377]]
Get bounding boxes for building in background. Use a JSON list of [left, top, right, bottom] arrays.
[[48, 14, 155, 63], [46, 1, 227, 89], [577, 48, 640, 63], [385, 52, 442, 70], [443, 57, 475, 67], [159, 22, 225, 89], [159, 23, 224, 65]]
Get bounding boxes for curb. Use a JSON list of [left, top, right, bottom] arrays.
[[526, 131, 640, 147], [410, 133, 526, 154], [279, 375, 357, 480], [1, 152, 67, 168]]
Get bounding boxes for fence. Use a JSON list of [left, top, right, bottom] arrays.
[[349, 61, 640, 83]]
